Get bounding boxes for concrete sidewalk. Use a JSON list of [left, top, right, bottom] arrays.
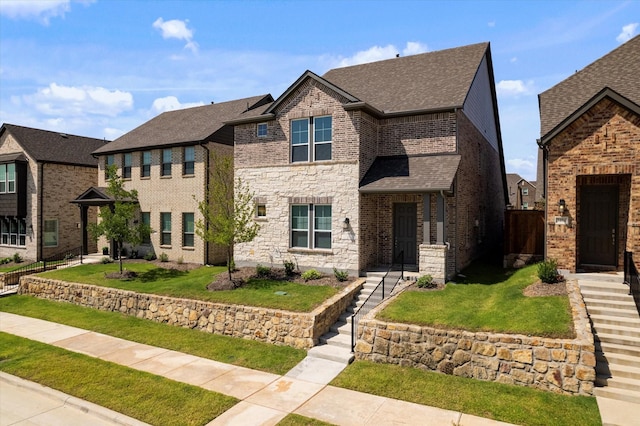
[[0, 312, 512, 425]]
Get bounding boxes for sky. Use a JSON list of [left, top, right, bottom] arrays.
[[1, 0, 638, 182]]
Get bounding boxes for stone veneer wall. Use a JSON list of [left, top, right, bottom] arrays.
[[418, 244, 448, 283], [355, 279, 596, 396], [19, 275, 363, 349]]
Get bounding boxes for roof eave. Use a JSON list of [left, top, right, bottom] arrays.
[[226, 113, 276, 126], [359, 186, 454, 194]]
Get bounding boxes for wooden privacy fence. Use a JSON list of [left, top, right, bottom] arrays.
[[504, 210, 544, 267]]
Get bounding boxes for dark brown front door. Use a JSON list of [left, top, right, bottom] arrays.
[[579, 185, 618, 267], [394, 203, 417, 264]]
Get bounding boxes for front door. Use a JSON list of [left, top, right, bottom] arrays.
[[579, 185, 618, 268], [394, 203, 417, 264]]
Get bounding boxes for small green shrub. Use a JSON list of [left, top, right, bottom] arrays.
[[12, 253, 22, 263], [177, 256, 184, 265], [283, 259, 296, 276], [301, 269, 322, 281], [159, 252, 169, 262], [416, 274, 436, 288], [144, 251, 156, 261], [256, 264, 271, 278], [333, 267, 349, 282], [0, 257, 11, 265], [228, 258, 237, 272], [537, 259, 561, 284], [101, 256, 112, 264]]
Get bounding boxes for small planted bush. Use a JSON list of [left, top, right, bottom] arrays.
[[12, 252, 23, 263], [537, 259, 562, 284], [101, 256, 112, 264], [256, 264, 271, 278], [144, 251, 157, 261], [301, 269, 322, 281], [333, 267, 349, 282], [283, 259, 296, 276], [416, 274, 436, 289], [159, 252, 169, 262]]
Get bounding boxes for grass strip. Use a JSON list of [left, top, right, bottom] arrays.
[[40, 263, 338, 312], [0, 295, 306, 375], [378, 263, 574, 337], [278, 414, 336, 425], [0, 332, 238, 426], [331, 361, 600, 426]]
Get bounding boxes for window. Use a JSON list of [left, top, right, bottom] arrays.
[[182, 213, 194, 247], [522, 188, 529, 196], [522, 202, 529, 210], [122, 153, 132, 179], [161, 149, 172, 176], [141, 151, 151, 177], [3, 163, 16, 193], [257, 123, 268, 137], [183, 146, 195, 175], [105, 155, 114, 178], [160, 212, 171, 245], [256, 204, 266, 218], [290, 204, 332, 249], [291, 116, 332, 163], [1, 219, 8, 244], [0, 164, 6, 193], [18, 219, 26, 246], [141, 212, 151, 244], [44, 219, 58, 247]]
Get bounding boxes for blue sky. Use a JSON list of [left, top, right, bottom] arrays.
[[1, 0, 638, 181]]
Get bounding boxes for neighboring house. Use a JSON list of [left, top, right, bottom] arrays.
[[506, 173, 537, 210], [538, 35, 640, 272], [231, 42, 508, 281], [80, 95, 273, 264], [0, 123, 107, 261]]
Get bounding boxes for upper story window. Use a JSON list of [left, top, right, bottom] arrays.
[[183, 146, 195, 175], [0, 163, 16, 193], [291, 116, 332, 163], [161, 149, 172, 177], [522, 188, 529, 196], [141, 151, 151, 178], [257, 123, 268, 137], [122, 153, 132, 179], [105, 155, 114, 178]]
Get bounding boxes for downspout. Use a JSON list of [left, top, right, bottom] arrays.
[[38, 162, 43, 261]]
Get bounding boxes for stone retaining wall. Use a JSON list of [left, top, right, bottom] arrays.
[[19, 276, 363, 350], [355, 279, 596, 395]]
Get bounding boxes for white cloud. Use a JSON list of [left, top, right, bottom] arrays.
[[616, 23, 639, 43], [506, 158, 536, 180], [23, 83, 133, 117], [488, 21, 496, 28], [0, 0, 92, 25], [153, 17, 199, 53], [496, 79, 534, 97], [336, 42, 428, 67], [151, 96, 204, 114], [510, 57, 518, 63]]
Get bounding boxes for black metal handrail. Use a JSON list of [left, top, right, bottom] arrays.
[[2, 246, 84, 287], [350, 251, 404, 352], [623, 251, 639, 315]]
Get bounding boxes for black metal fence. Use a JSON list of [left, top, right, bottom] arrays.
[[350, 251, 404, 352], [1, 246, 84, 289], [623, 251, 639, 315]]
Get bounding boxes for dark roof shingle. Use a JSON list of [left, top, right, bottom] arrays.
[[1, 123, 107, 167]]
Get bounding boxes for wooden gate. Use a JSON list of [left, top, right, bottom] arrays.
[[504, 210, 544, 266]]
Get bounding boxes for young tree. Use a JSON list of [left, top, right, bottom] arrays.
[[89, 165, 151, 274], [195, 151, 260, 282]]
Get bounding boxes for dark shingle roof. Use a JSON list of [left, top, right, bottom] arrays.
[[323, 43, 489, 113], [359, 155, 461, 193], [1, 123, 107, 167], [539, 35, 640, 138], [94, 95, 273, 155]]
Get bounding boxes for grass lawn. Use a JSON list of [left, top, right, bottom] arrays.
[[0, 295, 306, 375], [331, 361, 601, 426], [378, 263, 574, 338], [0, 333, 238, 426], [39, 262, 339, 312]]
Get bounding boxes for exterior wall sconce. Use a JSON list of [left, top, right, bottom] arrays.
[[558, 199, 566, 215], [342, 218, 350, 230]]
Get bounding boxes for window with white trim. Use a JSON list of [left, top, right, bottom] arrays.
[[290, 204, 332, 249], [291, 116, 332, 162], [0, 218, 25, 246], [0, 164, 16, 193], [257, 123, 268, 137], [522, 188, 529, 196], [44, 219, 58, 247]]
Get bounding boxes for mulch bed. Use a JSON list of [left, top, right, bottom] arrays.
[[522, 280, 567, 297], [208, 266, 352, 291]]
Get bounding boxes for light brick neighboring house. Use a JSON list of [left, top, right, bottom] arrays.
[[82, 95, 273, 264], [538, 35, 640, 272], [231, 42, 508, 280], [506, 173, 537, 210], [0, 123, 107, 261]]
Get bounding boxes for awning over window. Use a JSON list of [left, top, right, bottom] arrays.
[[359, 154, 461, 193]]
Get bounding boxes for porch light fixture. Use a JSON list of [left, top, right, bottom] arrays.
[[558, 199, 566, 215], [342, 218, 350, 230]]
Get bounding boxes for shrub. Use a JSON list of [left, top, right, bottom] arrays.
[[301, 269, 322, 281], [283, 259, 296, 276], [144, 251, 156, 261], [416, 274, 436, 288], [256, 264, 271, 278], [177, 256, 184, 265], [333, 267, 349, 282], [101, 256, 112, 264], [159, 252, 169, 262], [537, 259, 561, 284], [12, 253, 22, 263]]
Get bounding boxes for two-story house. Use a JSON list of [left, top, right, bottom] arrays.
[[0, 123, 107, 261], [538, 35, 640, 272], [231, 42, 508, 281], [506, 173, 537, 210], [78, 95, 273, 264]]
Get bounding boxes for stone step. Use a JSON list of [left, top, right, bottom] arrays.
[[319, 331, 352, 350], [579, 280, 629, 294], [331, 321, 352, 335], [595, 332, 640, 348], [585, 302, 638, 317], [597, 361, 640, 381], [594, 386, 640, 405], [590, 314, 640, 328], [599, 341, 640, 357], [593, 323, 640, 339], [576, 273, 624, 284], [355, 296, 382, 309], [595, 375, 640, 392], [582, 290, 633, 302], [339, 311, 353, 323], [307, 344, 354, 365], [596, 351, 639, 368]]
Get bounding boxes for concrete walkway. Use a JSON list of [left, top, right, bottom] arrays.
[[0, 312, 512, 426]]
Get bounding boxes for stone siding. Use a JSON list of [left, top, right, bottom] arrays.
[[19, 275, 363, 349], [418, 244, 448, 282], [355, 279, 595, 396]]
